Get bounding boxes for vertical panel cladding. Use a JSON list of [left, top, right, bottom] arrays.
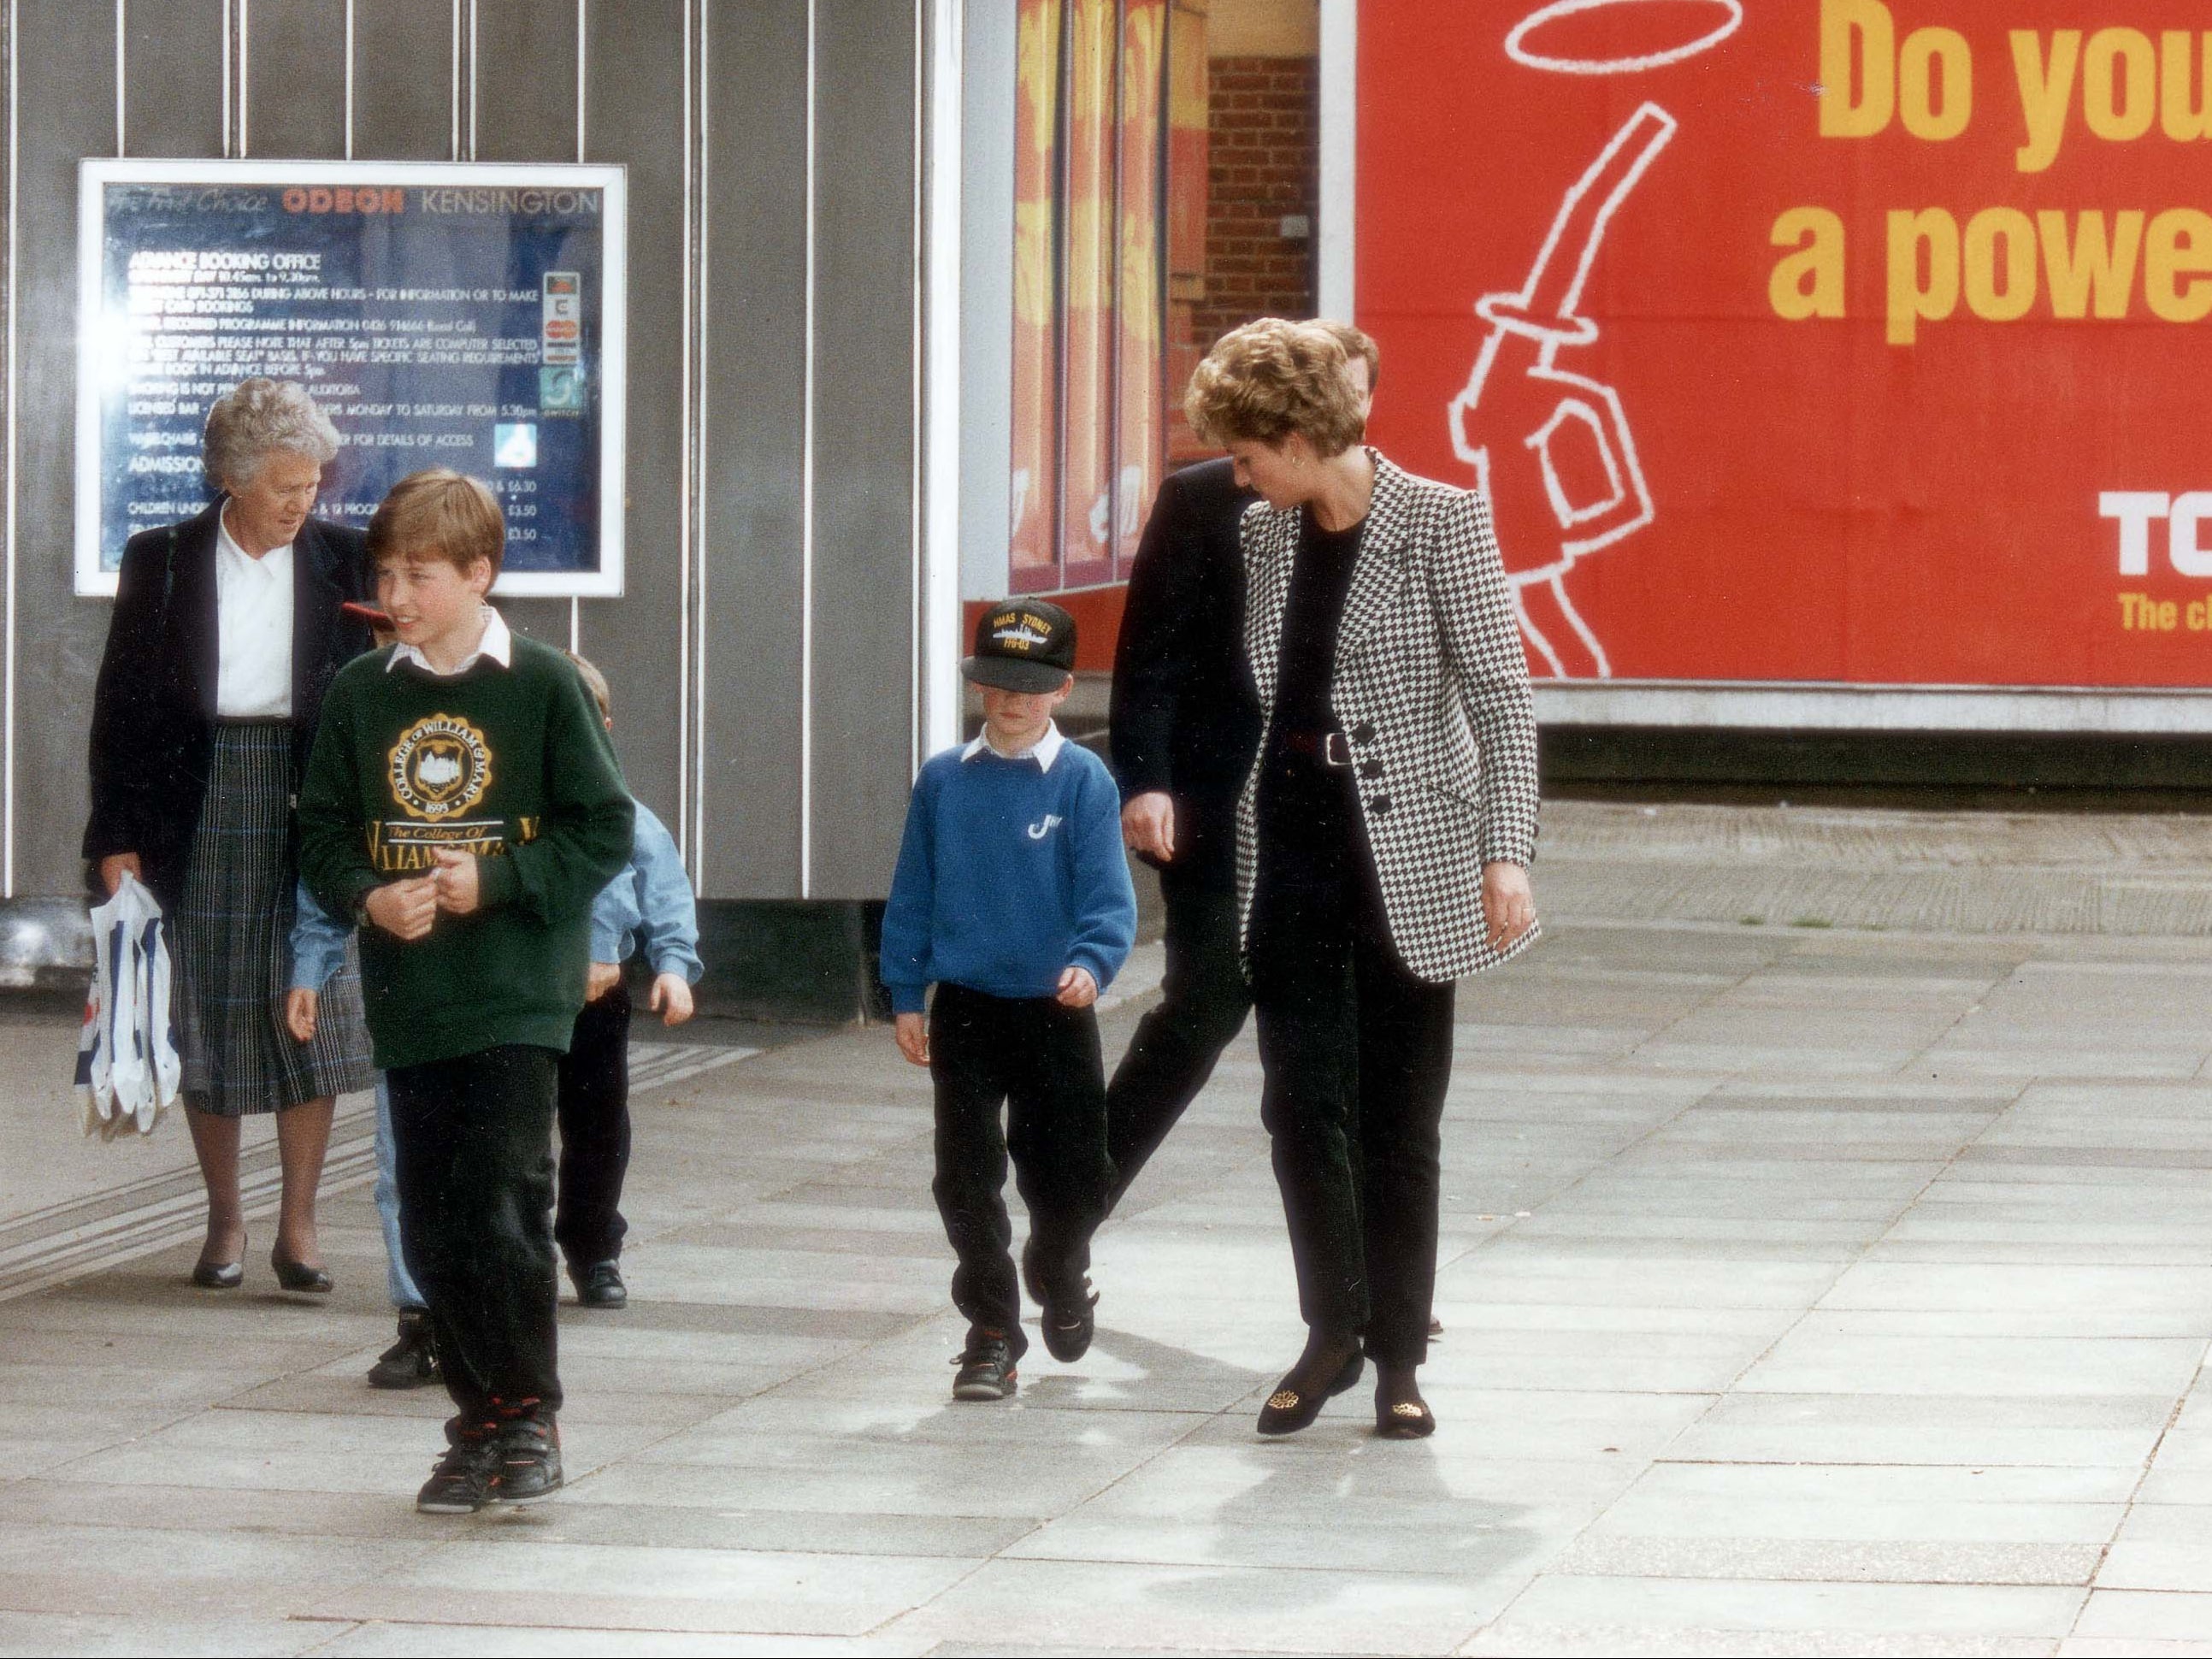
[[245, 0, 347, 159], [700, 0, 808, 900], [350, 0, 457, 161], [17, 1, 133, 895], [466, 0, 577, 652], [577, 0, 682, 829], [806, 0, 918, 900], [123, 0, 227, 157]]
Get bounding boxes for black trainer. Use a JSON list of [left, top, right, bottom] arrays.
[[951, 1332, 1018, 1402], [485, 1411, 563, 1506], [416, 1419, 498, 1514], [1022, 1237, 1097, 1363], [369, 1309, 439, 1390]]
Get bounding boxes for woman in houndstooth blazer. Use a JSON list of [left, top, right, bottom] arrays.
[[1185, 319, 1541, 1440]]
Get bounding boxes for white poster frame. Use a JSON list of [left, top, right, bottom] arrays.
[[74, 157, 628, 599]]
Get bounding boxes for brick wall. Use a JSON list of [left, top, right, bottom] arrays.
[[1194, 54, 1318, 351]]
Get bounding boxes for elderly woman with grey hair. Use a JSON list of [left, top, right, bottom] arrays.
[[85, 377, 375, 1294]]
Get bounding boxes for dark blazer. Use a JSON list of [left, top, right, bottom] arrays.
[[82, 501, 373, 908], [1106, 458, 1265, 891]]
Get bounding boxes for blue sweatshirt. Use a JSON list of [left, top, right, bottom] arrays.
[[880, 724, 1137, 1016], [591, 801, 705, 983]]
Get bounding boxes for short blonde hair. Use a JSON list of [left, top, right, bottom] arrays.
[[1311, 319, 1380, 394], [203, 378, 340, 493], [1183, 319, 1365, 457], [367, 469, 505, 578], [565, 651, 612, 722]]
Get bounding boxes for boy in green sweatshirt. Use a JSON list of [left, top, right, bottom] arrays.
[[298, 468, 633, 1515]]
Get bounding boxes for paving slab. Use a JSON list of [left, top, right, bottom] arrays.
[[8, 801, 2212, 1650]]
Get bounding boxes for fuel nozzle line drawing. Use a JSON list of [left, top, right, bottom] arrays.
[[1449, 101, 1676, 678]]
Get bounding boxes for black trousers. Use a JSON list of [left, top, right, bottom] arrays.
[[929, 984, 1113, 1359], [386, 1044, 563, 1420], [555, 983, 632, 1267], [1248, 750, 1456, 1370], [1102, 866, 1251, 1208]]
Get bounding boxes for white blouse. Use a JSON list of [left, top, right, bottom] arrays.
[[213, 512, 295, 718]]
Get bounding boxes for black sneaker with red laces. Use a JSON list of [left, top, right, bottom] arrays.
[[416, 1418, 498, 1514], [951, 1331, 1018, 1402], [485, 1410, 563, 1506]]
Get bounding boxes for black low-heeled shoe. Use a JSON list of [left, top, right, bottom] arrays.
[[270, 1250, 333, 1294], [1374, 1370, 1436, 1438], [190, 1259, 243, 1290], [1257, 1342, 1365, 1437]]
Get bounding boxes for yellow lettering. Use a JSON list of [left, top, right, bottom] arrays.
[[2011, 30, 2080, 172], [1769, 208, 1847, 320], [2146, 208, 2212, 323], [1887, 208, 1959, 345], [1900, 28, 1973, 140], [2038, 210, 2143, 319], [1963, 209, 2037, 321], [2164, 32, 2212, 141], [1820, 0, 1894, 137], [2084, 28, 2156, 141]]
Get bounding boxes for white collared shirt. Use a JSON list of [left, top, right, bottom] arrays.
[[386, 605, 514, 677], [213, 509, 295, 718], [961, 718, 1065, 772]]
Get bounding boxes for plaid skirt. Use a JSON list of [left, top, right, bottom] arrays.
[[174, 722, 374, 1117]]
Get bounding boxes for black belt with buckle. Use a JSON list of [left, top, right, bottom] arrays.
[[1277, 728, 1353, 769]]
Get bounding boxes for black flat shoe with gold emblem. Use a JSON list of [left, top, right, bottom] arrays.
[[1374, 1366, 1436, 1438], [1256, 1336, 1365, 1437]]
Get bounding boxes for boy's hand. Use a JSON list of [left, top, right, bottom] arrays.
[[894, 1012, 930, 1066], [284, 989, 319, 1042], [587, 962, 622, 1001], [1056, 965, 1098, 1008], [650, 972, 695, 1027], [365, 877, 438, 941], [1121, 792, 1176, 861], [430, 849, 481, 915]]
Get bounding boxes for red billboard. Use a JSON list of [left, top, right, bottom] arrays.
[[1359, 0, 2212, 688]]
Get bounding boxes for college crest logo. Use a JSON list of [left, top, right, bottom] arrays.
[[387, 713, 493, 820]]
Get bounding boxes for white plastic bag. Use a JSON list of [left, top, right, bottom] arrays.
[[74, 871, 180, 1138]]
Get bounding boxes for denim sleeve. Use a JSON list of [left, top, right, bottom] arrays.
[[590, 854, 643, 965], [629, 807, 704, 983], [287, 877, 353, 994]]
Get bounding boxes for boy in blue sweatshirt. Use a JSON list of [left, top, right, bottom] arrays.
[[882, 599, 1136, 1402], [557, 652, 705, 1312]]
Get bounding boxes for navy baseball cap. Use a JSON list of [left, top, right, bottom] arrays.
[[962, 599, 1077, 693]]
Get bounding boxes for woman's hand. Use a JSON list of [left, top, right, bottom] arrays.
[[1482, 860, 1537, 952], [284, 989, 319, 1042], [98, 853, 143, 896], [650, 972, 694, 1026], [365, 877, 438, 941], [894, 1012, 930, 1066]]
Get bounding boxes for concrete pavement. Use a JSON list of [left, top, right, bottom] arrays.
[[3, 803, 2212, 1653]]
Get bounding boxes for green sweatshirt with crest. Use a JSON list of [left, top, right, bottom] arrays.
[[297, 630, 635, 1071]]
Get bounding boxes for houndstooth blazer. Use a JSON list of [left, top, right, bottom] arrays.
[[1236, 451, 1541, 983]]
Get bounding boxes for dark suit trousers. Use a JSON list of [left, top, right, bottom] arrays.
[[387, 1044, 563, 1420], [555, 984, 632, 1267], [1248, 753, 1456, 1369], [929, 984, 1113, 1359], [1102, 860, 1251, 1208]]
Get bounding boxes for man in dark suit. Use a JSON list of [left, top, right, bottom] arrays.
[[1104, 323, 1378, 1208]]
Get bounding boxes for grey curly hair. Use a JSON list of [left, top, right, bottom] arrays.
[[202, 378, 342, 492]]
